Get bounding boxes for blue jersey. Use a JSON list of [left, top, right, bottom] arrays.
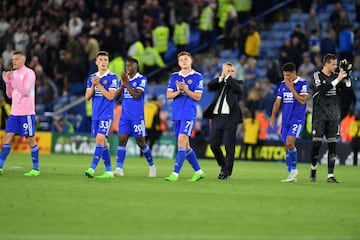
[[121, 72, 146, 120], [87, 70, 119, 120], [277, 77, 309, 125], [167, 70, 203, 120]]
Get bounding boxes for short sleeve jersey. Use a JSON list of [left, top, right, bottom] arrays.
[[167, 70, 203, 120], [87, 70, 119, 120], [277, 77, 309, 125], [121, 72, 147, 120]]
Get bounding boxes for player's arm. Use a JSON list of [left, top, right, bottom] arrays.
[[2, 71, 13, 98], [285, 79, 307, 105], [176, 80, 202, 101], [85, 76, 96, 101], [96, 84, 116, 101], [115, 81, 124, 99], [270, 97, 282, 128], [166, 88, 181, 99]]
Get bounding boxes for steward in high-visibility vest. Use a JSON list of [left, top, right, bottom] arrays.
[[152, 24, 170, 56], [199, 2, 215, 45], [218, 3, 236, 29], [199, 4, 214, 32], [127, 41, 144, 71], [173, 18, 189, 52], [108, 56, 124, 80]]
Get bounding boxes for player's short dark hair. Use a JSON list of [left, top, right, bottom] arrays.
[[127, 58, 139, 66], [13, 50, 25, 56], [323, 53, 337, 65], [282, 62, 296, 72], [96, 51, 109, 58], [177, 51, 192, 59]]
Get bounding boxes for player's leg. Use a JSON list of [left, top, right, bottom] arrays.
[[165, 121, 185, 181], [24, 136, 40, 177], [135, 120, 156, 177], [281, 135, 298, 182], [0, 132, 15, 175], [326, 121, 340, 183], [136, 137, 156, 177], [310, 119, 325, 182], [85, 120, 104, 178], [114, 119, 130, 176]]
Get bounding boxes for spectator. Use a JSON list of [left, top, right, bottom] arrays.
[[304, 9, 322, 37], [298, 52, 316, 81], [52, 115, 74, 134], [223, 10, 238, 50], [1, 42, 14, 70], [68, 11, 84, 37], [152, 22, 170, 58], [198, 1, 215, 47], [338, 23, 355, 63], [290, 24, 308, 52], [144, 94, 162, 150], [320, 29, 337, 58], [235, 54, 247, 81], [0, 90, 11, 130], [350, 112, 360, 166], [141, 40, 166, 82], [123, 17, 140, 51], [241, 110, 260, 160], [244, 57, 262, 90], [244, 24, 261, 58]]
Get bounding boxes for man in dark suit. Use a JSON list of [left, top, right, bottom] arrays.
[[203, 62, 244, 180]]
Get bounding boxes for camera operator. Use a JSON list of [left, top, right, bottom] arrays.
[[310, 53, 351, 183]]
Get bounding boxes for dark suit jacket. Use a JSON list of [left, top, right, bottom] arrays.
[[203, 76, 244, 124]]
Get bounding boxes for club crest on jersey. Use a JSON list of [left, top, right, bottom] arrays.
[[103, 80, 108, 85], [187, 79, 193, 84], [132, 82, 137, 87]]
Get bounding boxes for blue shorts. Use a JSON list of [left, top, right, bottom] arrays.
[[173, 119, 195, 138], [281, 121, 304, 142], [91, 119, 112, 137], [118, 118, 146, 138], [5, 115, 36, 137]]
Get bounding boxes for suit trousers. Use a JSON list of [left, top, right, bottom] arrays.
[[209, 115, 238, 176]]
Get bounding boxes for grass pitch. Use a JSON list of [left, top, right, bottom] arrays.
[[0, 153, 359, 240]]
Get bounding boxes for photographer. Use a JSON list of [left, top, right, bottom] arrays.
[[310, 54, 351, 183]]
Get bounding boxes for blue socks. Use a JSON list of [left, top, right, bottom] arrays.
[[116, 145, 126, 168], [0, 144, 39, 170], [0, 144, 11, 168], [141, 145, 154, 167], [90, 144, 103, 170], [286, 146, 297, 172], [102, 146, 112, 172], [186, 148, 201, 171], [174, 147, 186, 174], [30, 145, 39, 170]]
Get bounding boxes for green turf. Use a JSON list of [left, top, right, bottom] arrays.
[[0, 153, 359, 240]]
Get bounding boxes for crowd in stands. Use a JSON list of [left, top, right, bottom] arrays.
[[0, 0, 360, 146]]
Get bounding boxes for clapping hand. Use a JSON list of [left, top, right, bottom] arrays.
[[92, 76, 100, 86], [120, 71, 129, 85]]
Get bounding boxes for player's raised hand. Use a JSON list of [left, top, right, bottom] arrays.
[[120, 71, 129, 84], [92, 76, 100, 86], [2, 71, 12, 82]]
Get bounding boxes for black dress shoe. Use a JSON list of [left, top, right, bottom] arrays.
[[218, 172, 230, 180]]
